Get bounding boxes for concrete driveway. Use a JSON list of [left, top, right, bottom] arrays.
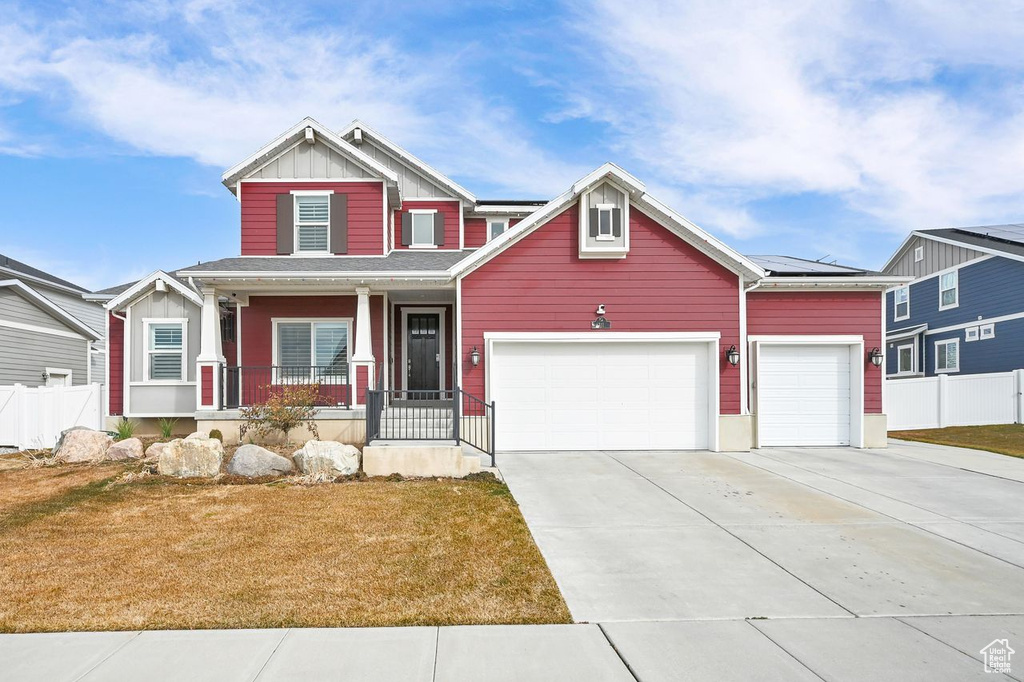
[[499, 441, 1024, 680]]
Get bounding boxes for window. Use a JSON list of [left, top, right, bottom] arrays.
[[488, 219, 508, 241], [274, 320, 350, 382], [295, 194, 330, 252], [897, 344, 915, 374], [939, 270, 958, 309], [935, 338, 959, 373], [894, 286, 909, 321], [965, 326, 979, 342], [146, 321, 185, 381], [596, 204, 614, 240], [411, 211, 435, 247], [980, 323, 995, 340], [914, 246, 924, 262]]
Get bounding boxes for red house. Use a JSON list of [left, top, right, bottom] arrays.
[[99, 117, 903, 455]]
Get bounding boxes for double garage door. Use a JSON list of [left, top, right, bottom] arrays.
[[489, 338, 855, 451]]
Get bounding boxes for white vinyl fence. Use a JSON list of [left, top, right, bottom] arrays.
[[0, 383, 104, 450], [886, 370, 1024, 431]]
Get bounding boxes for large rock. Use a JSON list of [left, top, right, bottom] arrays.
[[227, 444, 294, 477], [157, 436, 224, 478], [53, 428, 113, 463], [293, 441, 361, 477], [144, 442, 170, 461], [185, 431, 209, 441], [106, 438, 143, 461]]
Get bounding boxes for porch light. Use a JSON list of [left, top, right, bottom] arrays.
[[469, 346, 481, 367], [868, 347, 884, 367], [595, 303, 606, 316], [40, 370, 49, 383], [725, 345, 740, 366]]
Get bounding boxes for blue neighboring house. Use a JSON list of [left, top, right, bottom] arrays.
[[882, 224, 1024, 379]]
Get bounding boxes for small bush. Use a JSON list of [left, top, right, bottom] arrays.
[[239, 385, 321, 444], [157, 417, 178, 439], [209, 429, 223, 442], [114, 417, 136, 441]]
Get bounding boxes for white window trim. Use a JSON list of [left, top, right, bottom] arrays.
[[408, 209, 438, 249], [487, 218, 510, 242], [914, 246, 924, 262], [934, 338, 960, 374], [595, 203, 616, 241], [142, 318, 188, 383], [980, 323, 995, 339], [292, 191, 332, 255], [895, 342, 916, 375], [44, 367, 73, 386], [938, 270, 959, 311], [965, 326, 979, 342], [271, 317, 353, 384], [893, 286, 910, 322]]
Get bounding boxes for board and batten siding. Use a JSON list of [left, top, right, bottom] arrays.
[[887, 235, 985, 279], [354, 138, 455, 199], [125, 290, 201, 416], [746, 291, 883, 414], [0, 287, 89, 386], [240, 181, 385, 256], [248, 139, 376, 181], [460, 203, 742, 413]]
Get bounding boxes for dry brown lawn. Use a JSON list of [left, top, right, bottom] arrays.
[[891, 424, 1024, 458], [0, 463, 570, 632]]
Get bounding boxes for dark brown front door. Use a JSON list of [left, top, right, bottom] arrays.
[[407, 313, 440, 391]]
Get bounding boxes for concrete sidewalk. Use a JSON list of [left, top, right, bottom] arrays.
[[2, 616, 1021, 681]]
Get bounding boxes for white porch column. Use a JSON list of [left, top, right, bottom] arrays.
[[196, 287, 225, 411], [351, 286, 375, 406]]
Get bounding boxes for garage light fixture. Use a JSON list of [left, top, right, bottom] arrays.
[[725, 345, 740, 366], [469, 346, 481, 367], [868, 347, 883, 367]]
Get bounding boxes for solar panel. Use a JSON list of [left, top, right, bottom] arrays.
[[747, 255, 866, 275], [954, 224, 1024, 245]]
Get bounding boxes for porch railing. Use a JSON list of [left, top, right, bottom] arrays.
[[222, 365, 352, 409]]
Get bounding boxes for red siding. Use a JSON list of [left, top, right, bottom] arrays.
[[461, 204, 742, 413], [394, 200, 461, 249], [200, 365, 214, 405], [241, 295, 385, 376], [747, 291, 883, 413], [465, 217, 522, 248], [392, 304, 454, 390], [240, 181, 385, 256], [108, 312, 124, 415]]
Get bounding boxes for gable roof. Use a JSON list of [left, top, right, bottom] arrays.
[[449, 163, 766, 281], [221, 117, 400, 193], [338, 120, 477, 204], [0, 253, 89, 294], [177, 251, 471, 279], [882, 223, 1024, 272], [0, 279, 101, 339], [105, 271, 203, 311]]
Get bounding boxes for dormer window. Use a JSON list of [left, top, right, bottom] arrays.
[[578, 181, 629, 259], [294, 193, 330, 253]]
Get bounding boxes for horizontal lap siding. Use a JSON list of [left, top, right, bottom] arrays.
[[464, 217, 523, 248], [109, 313, 123, 414], [240, 181, 384, 255], [0, 328, 87, 386], [747, 291, 882, 413], [461, 204, 741, 414], [395, 200, 461, 249]]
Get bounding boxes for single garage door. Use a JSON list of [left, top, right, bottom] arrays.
[[758, 344, 852, 446], [490, 341, 710, 451]]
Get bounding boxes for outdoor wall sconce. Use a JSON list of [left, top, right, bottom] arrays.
[[40, 370, 49, 383], [592, 303, 611, 329], [469, 346, 481, 367], [868, 347, 884, 367], [725, 345, 740, 366], [595, 304, 606, 315]]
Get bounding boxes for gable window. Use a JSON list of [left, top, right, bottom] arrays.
[[896, 343, 915, 375], [412, 211, 436, 247], [488, 219, 509, 241], [274, 319, 350, 383], [939, 270, 958, 310], [894, 286, 909, 321], [596, 204, 615, 241], [295, 194, 330, 253], [145, 320, 186, 381], [935, 338, 959, 373], [914, 246, 924, 262]]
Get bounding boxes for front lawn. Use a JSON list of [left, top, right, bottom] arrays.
[[890, 424, 1024, 458], [0, 458, 570, 633]]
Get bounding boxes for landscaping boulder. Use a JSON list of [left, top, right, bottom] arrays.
[[185, 431, 209, 441], [227, 444, 294, 477], [106, 438, 143, 461], [293, 441, 361, 477], [53, 427, 113, 463], [157, 436, 224, 478], [144, 442, 169, 461]]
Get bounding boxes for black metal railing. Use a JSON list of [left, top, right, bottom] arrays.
[[222, 365, 352, 409]]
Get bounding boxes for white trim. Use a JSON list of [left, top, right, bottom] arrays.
[[880, 289, 887, 416], [738, 275, 748, 415], [893, 285, 910, 322], [290, 189, 336, 196], [105, 271, 202, 311], [0, 317, 87, 340], [914, 246, 924, 262], [938, 269, 959, 311], [128, 381, 197, 386], [0, 279, 101, 339], [884, 254, 994, 290], [484, 331, 722, 342], [400, 307, 447, 391], [980, 322, 996, 340], [142, 318, 188, 383], [934, 337, 960, 374], [455, 276, 463, 390], [104, 311, 110, 416], [124, 412, 196, 419], [895, 342, 917, 375], [44, 367, 73, 386], [924, 310, 1024, 335], [271, 317, 353, 383], [907, 231, 1024, 266], [382, 292, 390, 390], [409, 210, 438, 248], [758, 276, 910, 290], [486, 217, 510, 242], [238, 177, 388, 184], [965, 326, 980, 342], [748, 334, 862, 344], [124, 306, 131, 415], [293, 192, 332, 255]]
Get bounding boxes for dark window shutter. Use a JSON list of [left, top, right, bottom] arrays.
[[276, 194, 294, 254], [612, 208, 623, 238], [433, 211, 445, 246], [401, 212, 412, 246], [588, 207, 599, 238], [330, 193, 348, 254]]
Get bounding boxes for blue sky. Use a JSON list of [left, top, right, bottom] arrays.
[[2, 0, 1023, 290]]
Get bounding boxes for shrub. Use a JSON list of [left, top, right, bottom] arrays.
[[209, 429, 223, 442], [114, 417, 136, 441], [239, 384, 321, 444], [157, 417, 178, 439]]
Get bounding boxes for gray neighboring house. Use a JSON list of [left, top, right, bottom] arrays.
[[0, 254, 104, 387]]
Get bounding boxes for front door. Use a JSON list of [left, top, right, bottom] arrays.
[[407, 313, 440, 392]]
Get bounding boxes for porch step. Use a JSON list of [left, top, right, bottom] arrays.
[[363, 442, 480, 478]]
